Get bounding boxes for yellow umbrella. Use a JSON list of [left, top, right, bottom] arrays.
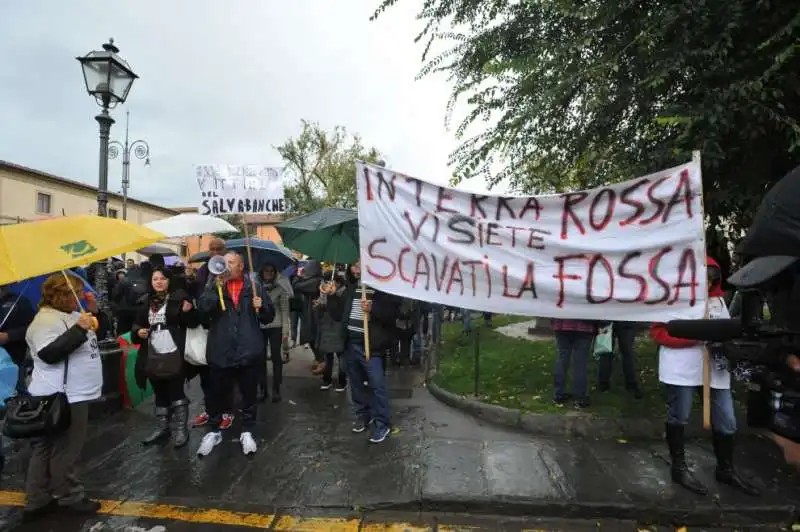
[[0, 215, 167, 285]]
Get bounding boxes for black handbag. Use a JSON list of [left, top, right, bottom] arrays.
[[143, 325, 183, 379], [3, 357, 71, 439]]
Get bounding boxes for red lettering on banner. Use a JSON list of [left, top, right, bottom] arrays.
[[586, 254, 615, 303], [495, 197, 517, 221], [589, 189, 616, 231], [397, 247, 413, 283], [363, 167, 374, 201], [518, 197, 542, 221], [662, 169, 694, 223], [447, 262, 464, 295], [376, 171, 396, 201], [413, 254, 430, 289], [470, 195, 488, 218], [553, 254, 587, 307], [646, 246, 672, 304], [618, 179, 649, 226], [639, 177, 669, 225], [502, 262, 537, 299], [560, 192, 589, 240], [617, 251, 648, 302], [669, 247, 699, 305], [366, 238, 396, 281], [408, 177, 424, 208], [436, 187, 458, 214]]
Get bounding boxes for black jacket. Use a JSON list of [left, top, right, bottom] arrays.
[[131, 290, 200, 387], [293, 261, 322, 347], [327, 274, 400, 354], [199, 277, 275, 368], [0, 291, 36, 365]]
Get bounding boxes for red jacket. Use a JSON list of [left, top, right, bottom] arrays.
[[649, 256, 723, 349]]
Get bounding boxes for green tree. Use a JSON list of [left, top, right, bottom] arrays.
[[373, 0, 800, 236], [213, 214, 245, 240], [276, 120, 383, 215]]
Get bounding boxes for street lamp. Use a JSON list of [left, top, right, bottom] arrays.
[[109, 110, 150, 222], [77, 39, 137, 399]]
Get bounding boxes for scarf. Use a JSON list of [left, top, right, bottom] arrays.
[[150, 291, 168, 313]]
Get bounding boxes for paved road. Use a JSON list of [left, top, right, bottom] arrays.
[[0, 346, 796, 531]]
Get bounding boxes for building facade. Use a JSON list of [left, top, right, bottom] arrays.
[[0, 160, 183, 259]]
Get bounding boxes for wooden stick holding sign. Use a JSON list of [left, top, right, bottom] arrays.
[[362, 282, 371, 361], [241, 215, 258, 297], [692, 149, 712, 431]]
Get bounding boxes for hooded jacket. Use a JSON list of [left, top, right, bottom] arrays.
[[0, 289, 35, 365]]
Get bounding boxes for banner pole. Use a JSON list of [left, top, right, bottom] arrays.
[[692, 150, 713, 431], [242, 214, 258, 295]]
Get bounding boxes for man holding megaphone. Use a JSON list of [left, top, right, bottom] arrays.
[[196, 251, 275, 456]]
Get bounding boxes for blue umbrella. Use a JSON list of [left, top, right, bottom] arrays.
[[226, 238, 295, 272], [7, 269, 95, 309]]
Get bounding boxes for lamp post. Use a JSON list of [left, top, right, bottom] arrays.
[[77, 39, 137, 413], [109, 110, 150, 222]]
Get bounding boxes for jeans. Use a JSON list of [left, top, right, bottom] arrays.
[[666, 384, 737, 434], [597, 322, 639, 390], [344, 342, 391, 429], [553, 331, 594, 402]]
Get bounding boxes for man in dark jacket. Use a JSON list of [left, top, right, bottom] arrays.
[[326, 260, 400, 444], [0, 284, 36, 393], [196, 251, 274, 457]]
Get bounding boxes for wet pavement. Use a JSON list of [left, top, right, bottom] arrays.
[[0, 345, 797, 531]]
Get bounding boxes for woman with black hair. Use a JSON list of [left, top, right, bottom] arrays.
[[132, 267, 200, 448]]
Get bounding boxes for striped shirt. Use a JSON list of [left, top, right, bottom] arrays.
[[347, 283, 375, 339]]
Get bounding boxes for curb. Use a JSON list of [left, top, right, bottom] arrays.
[[424, 345, 749, 440], [374, 497, 797, 528]]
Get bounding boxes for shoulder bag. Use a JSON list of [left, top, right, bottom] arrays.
[[3, 353, 71, 439]]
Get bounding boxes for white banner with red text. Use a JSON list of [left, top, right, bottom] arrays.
[[355, 160, 706, 322]]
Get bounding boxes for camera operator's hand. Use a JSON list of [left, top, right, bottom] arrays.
[[768, 353, 800, 469]]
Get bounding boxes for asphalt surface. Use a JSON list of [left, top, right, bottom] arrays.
[[0, 345, 796, 531]]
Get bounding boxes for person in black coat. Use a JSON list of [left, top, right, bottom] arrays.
[[132, 267, 200, 448], [196, 251, 274, 457], [0, 284, 36, 393], [293, 261, 323, 367]]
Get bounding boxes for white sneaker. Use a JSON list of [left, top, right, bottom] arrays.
[[240, 432, 257, 455], [196, 432, 222, 456]]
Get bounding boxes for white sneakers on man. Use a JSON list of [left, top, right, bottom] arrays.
[[196, 432, 222, 456], [240, 432, 257, 455]]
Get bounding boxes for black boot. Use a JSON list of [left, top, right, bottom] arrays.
[[712, 432, 761, 496], [171, 399, 190, 448], [665, 423, 708, 495], [143, 407, 170, 445]]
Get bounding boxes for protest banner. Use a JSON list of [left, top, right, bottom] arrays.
[[355, 160, 706, 322], [196, 164, 286, 215]]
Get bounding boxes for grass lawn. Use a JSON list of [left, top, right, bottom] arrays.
[[434, 315, 667, 418]]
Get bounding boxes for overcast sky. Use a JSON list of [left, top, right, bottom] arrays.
[[0, 0, 508, 209]]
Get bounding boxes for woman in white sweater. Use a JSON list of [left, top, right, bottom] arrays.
[[22, 274, 103, 522]]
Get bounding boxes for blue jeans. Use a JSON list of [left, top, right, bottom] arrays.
[[666, 384, 737, 434], [553, 331, 594, 402], [344, 342, 391, 429]]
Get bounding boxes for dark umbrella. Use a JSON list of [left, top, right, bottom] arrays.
[[193, 238, 295, 271], [137, 244, 178, 257], [276, 208, 359, 264]]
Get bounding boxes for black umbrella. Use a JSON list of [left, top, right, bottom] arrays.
[[730, 165, 800, 287]]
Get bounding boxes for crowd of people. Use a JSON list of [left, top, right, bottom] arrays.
[[0, 237, 435, 522], [0, 243, 768, 522]]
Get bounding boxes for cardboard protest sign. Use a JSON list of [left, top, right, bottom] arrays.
[[355, 160, 706, 321], [196, 164, 286, 215]]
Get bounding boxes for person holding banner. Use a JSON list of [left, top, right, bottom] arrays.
[[650, 257, 759, 497], [552, 319, 600, 408], [325, 260, 401, 444]]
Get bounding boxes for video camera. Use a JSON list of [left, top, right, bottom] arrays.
[[667, 165, 800, 443]]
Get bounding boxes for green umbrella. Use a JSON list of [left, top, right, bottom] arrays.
[[276, 207, 360, 264]]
